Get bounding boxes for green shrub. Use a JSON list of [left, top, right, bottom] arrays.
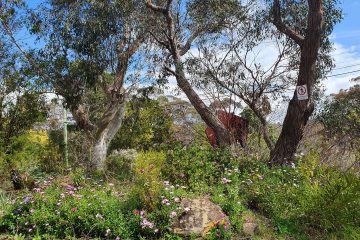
[[161, 143, 236, 192], [0, 130, 62, 188], [230, 151, 360, 238], [105, 150, 137, 181], [110, 97, 173, 151], [131, 151, 166, 209]]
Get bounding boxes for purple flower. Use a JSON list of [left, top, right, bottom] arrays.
[[141, 218, 154, 229], [169, 211, 177, 218], [222, 178, 232, 184], [162, 199, 170, 205], [184, 207, 191, 212], [23, 196, 30, 203], [71, 207, 77, 212]]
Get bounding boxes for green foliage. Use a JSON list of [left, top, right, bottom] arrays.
[[1, 143, 359, 239], [232, 151, 360, 238], [70, 168, 86, 187], [0, 130, 63, 188], [105, 154, 134, 181], [0, 1, 47, 149], [0, 174, 186, 239], [110, 96, 173, 151], [161, 143, 236, 192], [131, 151, 166, 209], [0, 179, 136, 239], [36, 0, 150, 114], [319, 85, 360, 141]]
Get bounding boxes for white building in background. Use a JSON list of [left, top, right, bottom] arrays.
[[33, 97, 75, 131]]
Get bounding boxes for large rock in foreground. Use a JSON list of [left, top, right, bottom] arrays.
[[172, 197, 225, 236]]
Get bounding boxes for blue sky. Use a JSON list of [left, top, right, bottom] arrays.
[[323, 1, 360, 93], [23, 0, 360, 94], [332, 1, 360, 48]]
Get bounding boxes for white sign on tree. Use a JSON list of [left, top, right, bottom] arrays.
[[296, 85, 308, 100]]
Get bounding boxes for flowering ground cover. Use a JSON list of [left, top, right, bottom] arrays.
[[1, 145, 359, 239]]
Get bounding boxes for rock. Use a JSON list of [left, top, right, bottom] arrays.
[[242, 222, 259, 236], [171, 197, 225, 236]]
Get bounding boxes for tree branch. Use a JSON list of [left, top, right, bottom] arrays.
[[164, 65, 177, 76], [149, 30, 170, 50], [179, 29, 201, 56], [1, 20, 53, 82], [145, 0, 167, 14], [272, 0, 304, 46]]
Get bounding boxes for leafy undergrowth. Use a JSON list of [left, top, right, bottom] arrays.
[[0, 144, 359, 239]]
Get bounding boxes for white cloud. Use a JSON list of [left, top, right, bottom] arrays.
[[323, 42, 360, 94]]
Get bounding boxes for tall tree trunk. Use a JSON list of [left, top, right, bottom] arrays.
[[92, 99, 126, 170], [269, 0, 324, 165], [146, 0, 233, 147], [173, 62, 232, 146]]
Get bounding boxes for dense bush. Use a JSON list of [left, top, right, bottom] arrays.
[[210, 151, 360, 239], [319, 85, 360, 141], [161, 143, 237, 192], [0, 130, 62, 188], [131, 151, 166, 209], [110, 97, 173, 151]]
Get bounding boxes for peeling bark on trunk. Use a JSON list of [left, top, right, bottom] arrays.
[[269, 0, 324, 165], [92, 99, 126, 170]]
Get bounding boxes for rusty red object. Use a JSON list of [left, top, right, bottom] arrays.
[[205, 110, 249, 148]]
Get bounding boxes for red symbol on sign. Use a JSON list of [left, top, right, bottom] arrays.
[[297, 86, 307, 95]]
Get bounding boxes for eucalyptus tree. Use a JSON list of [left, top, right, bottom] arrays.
[[184, 0, 341, 161], [0, 0, 47, 148], [268, 0, 342, 165], [145, 0, 248, 147], [33, 0, 151, 169], [185, 9, 295, 151]]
